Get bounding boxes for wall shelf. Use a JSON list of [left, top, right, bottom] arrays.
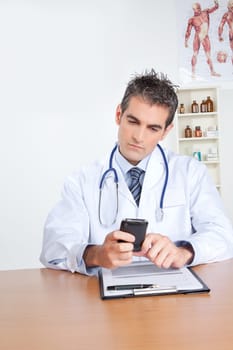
[[179, 137, 219, 141], [177, 112, 217, 118], [176, 86, 221, 190]]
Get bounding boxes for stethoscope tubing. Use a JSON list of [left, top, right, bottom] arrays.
[[157, 143, 169, 212]]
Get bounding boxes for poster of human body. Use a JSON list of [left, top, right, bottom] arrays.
[[177, 0, 233, 84]]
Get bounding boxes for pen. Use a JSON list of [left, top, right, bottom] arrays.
[[107, 284, 156, 291]]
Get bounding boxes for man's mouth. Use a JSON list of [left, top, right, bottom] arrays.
[[128, 143, 143, 150]]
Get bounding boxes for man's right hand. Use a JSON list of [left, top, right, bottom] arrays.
[[83, 231, 135, 269]]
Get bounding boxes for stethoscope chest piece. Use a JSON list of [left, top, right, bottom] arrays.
[[156, 208, 164, 222]]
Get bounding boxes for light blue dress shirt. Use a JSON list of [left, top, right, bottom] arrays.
[[114, 146, 150, 187]]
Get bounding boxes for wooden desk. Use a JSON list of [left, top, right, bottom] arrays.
[[1, 259, 233, 350]]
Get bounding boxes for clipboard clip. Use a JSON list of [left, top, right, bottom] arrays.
[[133, 285, 177, 296]]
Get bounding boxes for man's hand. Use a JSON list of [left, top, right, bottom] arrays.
[[135, 233, 194, 269], [83, 231, 135, 269]]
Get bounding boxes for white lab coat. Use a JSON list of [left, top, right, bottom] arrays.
[[40, 146, 233, 274]]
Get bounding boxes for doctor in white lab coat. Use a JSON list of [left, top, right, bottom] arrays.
[[40, 70, 233, 275]]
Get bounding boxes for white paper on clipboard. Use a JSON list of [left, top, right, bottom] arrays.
[[99, 261, 210, 299]]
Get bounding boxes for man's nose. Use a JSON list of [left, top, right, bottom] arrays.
[[133, 128, 145, 142]]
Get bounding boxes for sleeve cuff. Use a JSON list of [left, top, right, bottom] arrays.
[[175, 240, 195, 265]]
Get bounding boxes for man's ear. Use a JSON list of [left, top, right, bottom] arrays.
[[161, 123, 174, 140], [115, 104, 122, 125]]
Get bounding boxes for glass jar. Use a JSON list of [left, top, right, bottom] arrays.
[[191, 100, 199, 113], [200, 100, 207, 113], [179, 103, 185, 114], [206, 96, 214, 112], [194, 126, 202, 137], [184, 125, 192, 138]]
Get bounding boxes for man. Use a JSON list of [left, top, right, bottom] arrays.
[[40, 69, 233, 275], [185, 1, 220, 78], [218, 0, 233, 67]]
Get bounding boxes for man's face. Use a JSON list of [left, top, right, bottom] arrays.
[[115, 96, 173, 165]]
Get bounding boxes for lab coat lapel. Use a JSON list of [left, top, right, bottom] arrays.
[[117, 167, 136, 205], [142, 146, 165, 192]]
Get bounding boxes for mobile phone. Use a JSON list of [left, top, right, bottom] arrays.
[[120, 218, 148, 252]]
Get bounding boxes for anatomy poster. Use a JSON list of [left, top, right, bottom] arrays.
[[177, 0, 233, 85]]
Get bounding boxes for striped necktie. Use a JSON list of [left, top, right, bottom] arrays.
[[128, 167, 144, 206]]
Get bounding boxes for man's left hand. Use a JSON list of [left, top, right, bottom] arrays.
[[134, 233, 194, 269]]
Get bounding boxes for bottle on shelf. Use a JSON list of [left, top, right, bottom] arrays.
[[206, 125, 218, 137], [194, 126, 202, 137], [184, 125, 192, 138], [206, 96, 214, 112], [200, 99, 207, 113], [193, 150, 202, 161], [191, 100, 199, 113], [206, 147, 218, 161], [179, 103, 185, 114]]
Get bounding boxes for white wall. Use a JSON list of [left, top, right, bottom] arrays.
[[0, 0, 232, 270], [219, 87, 233, 220]]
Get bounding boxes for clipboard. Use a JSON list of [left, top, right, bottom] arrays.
[[98, 261, 210, 300]]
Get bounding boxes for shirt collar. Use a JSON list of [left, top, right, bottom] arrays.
[[115, 145, 150, 177]]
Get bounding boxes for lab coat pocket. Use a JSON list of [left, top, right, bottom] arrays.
[[155, 188, 189, 240], [162, 188, 186, 208]]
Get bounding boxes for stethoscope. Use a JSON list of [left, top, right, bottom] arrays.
[[98, 143, 169, 227]]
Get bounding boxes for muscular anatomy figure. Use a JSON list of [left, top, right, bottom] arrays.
[[185, 1, 220, 78], [218, 0, 233, 66]]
